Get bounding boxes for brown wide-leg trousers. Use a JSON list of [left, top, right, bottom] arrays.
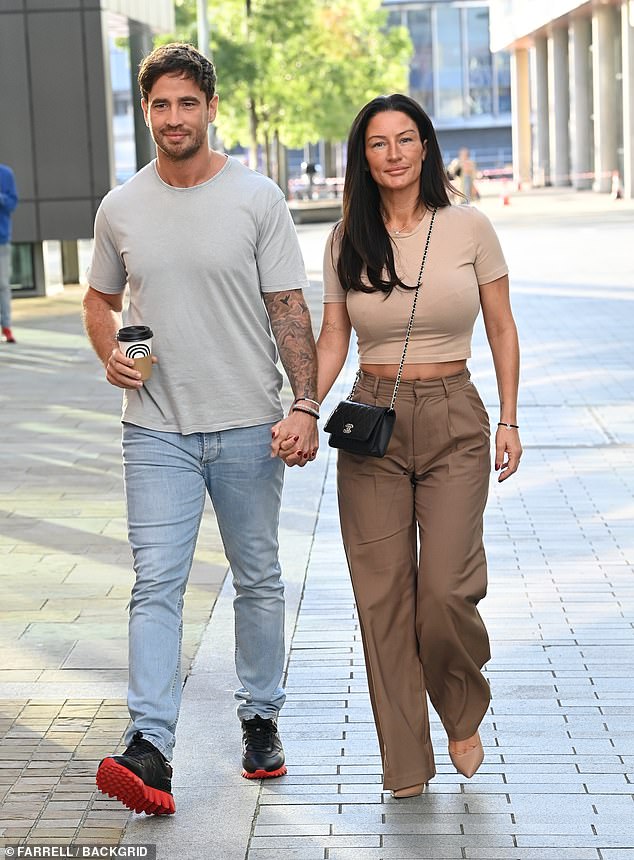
[[336, 369, 492, 791]]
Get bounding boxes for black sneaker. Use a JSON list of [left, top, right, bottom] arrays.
[[96, 730, 175, 815], [241, 715, 287, 779]]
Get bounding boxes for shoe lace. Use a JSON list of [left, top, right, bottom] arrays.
[[124, 730, 161, 761], [243, 717, 275, 752]]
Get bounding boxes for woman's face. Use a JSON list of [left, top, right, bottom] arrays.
[[364, 110, 427, 194]]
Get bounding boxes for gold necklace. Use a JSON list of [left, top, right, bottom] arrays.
[[386, 211, 424, 236]]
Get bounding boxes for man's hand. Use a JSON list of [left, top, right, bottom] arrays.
[[271, 411, 318, 467], [105, 347, 157, 389]]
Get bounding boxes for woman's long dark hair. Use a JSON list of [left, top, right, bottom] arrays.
[[336, 94, 454, 294]]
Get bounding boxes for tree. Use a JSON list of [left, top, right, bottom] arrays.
[[162, 0, 412, 177], [290, 0, 412, 145]]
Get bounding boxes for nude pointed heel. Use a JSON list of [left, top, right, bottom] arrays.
[[391, 782, 426, 798], [448, 736, 484, 778]]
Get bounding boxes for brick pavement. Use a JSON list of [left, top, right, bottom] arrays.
[[1, 188, 634, 858]]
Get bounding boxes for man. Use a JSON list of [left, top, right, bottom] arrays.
[[83, 43, 319, 816], [0, 163, 18, 344]]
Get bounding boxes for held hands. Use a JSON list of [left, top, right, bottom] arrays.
[[105, 347, 157, 389], [271, 410, 319, 467], [494, 425, 522, 482]]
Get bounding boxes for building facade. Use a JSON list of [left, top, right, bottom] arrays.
[[383, 0, 513, 172], [489, 0, 634, 197], [0, 0, 173, 296]]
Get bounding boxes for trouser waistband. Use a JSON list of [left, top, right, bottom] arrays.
[[356, 368, 471, 400]]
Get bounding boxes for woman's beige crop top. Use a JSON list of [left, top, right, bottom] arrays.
[[323, 204, 508, 364]]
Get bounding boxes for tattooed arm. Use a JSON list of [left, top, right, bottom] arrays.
[[263, 289, 319, 466], [264, 289, 318, 400]]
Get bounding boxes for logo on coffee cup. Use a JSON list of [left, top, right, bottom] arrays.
[[125, 344, 151, 359]]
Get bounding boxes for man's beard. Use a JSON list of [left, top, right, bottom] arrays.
[[155, 127, 207, 161]]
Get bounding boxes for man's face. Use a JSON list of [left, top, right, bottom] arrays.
[[142, 73, 218, 162]]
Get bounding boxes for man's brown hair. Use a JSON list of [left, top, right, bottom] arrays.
[[138, 43, 216, 103]]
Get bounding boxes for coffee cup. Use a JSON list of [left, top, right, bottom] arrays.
[[116, 325, 154, 381]]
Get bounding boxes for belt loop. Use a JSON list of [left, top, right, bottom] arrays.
[[441, 377, 450, 397], [373, 375, 381, 397]]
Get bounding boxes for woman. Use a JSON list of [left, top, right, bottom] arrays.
[[274, 94, 521, 798]]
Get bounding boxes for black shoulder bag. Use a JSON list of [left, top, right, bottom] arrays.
[[324, 208, 437, 458]]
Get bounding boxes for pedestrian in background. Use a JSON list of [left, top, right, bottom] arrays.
[[447, 146, 479, 203], [83, 43, 318, 816], [0, 163, 18, 344], [275, 93, 521, 797]]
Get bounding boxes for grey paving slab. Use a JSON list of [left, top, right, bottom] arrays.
[[327, 837, 517, 859], [466, 851, 600, 859], [249, 835, 381, 851]]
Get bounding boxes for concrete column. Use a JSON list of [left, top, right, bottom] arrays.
[[592, 5, 619, 192], [569, 16, 593, 190], [129, 20, 155, 171], [510, 48, 532, 188], [32, 241, 63, 297], [622, 0, 634, 199], [548, 27, 571, 186], [532, 35, 550, 186]]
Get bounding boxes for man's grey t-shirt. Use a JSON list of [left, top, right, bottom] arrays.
[[88, 157, 309, 434]]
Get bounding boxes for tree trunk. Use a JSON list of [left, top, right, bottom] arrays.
[[263, 129, 271, 177], [274, 130, 288, 196], [323, 140, 336, 178], [248, 94, 258, 170]]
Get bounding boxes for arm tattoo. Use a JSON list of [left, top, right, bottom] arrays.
[[263, 290, 318, 400]]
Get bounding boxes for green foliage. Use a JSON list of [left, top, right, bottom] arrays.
[[290, 0, 412, 145], [159, 0, 412, 156]]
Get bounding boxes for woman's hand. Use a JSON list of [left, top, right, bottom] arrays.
[[271, 413, 318, 467], [494, 426, 522, 482]]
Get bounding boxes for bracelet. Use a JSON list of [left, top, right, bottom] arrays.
[[291, 405, 320, 419], [293, 396, 321, 409], [498, 422, 519, 429]]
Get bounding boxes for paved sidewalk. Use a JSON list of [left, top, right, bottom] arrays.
[[1, 188, 634, 858]]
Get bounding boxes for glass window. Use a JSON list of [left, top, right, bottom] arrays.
[[436, 5, 463, 119], [466, 7, 492, 116], [11, 244, 35, 292], [407, 9, 433, 114], [494, 50, 511, 114]]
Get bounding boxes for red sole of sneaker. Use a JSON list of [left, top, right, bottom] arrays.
[[96, 757, 175, 815], [241, 764, 287, 780]]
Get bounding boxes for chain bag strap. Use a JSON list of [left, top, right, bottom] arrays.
[[347, 206, 437, 407], [324, 208, 437, 458]]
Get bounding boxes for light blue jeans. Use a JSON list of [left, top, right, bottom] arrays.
[[121, 422, 286, 760], [0, 244, 11, 329]]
